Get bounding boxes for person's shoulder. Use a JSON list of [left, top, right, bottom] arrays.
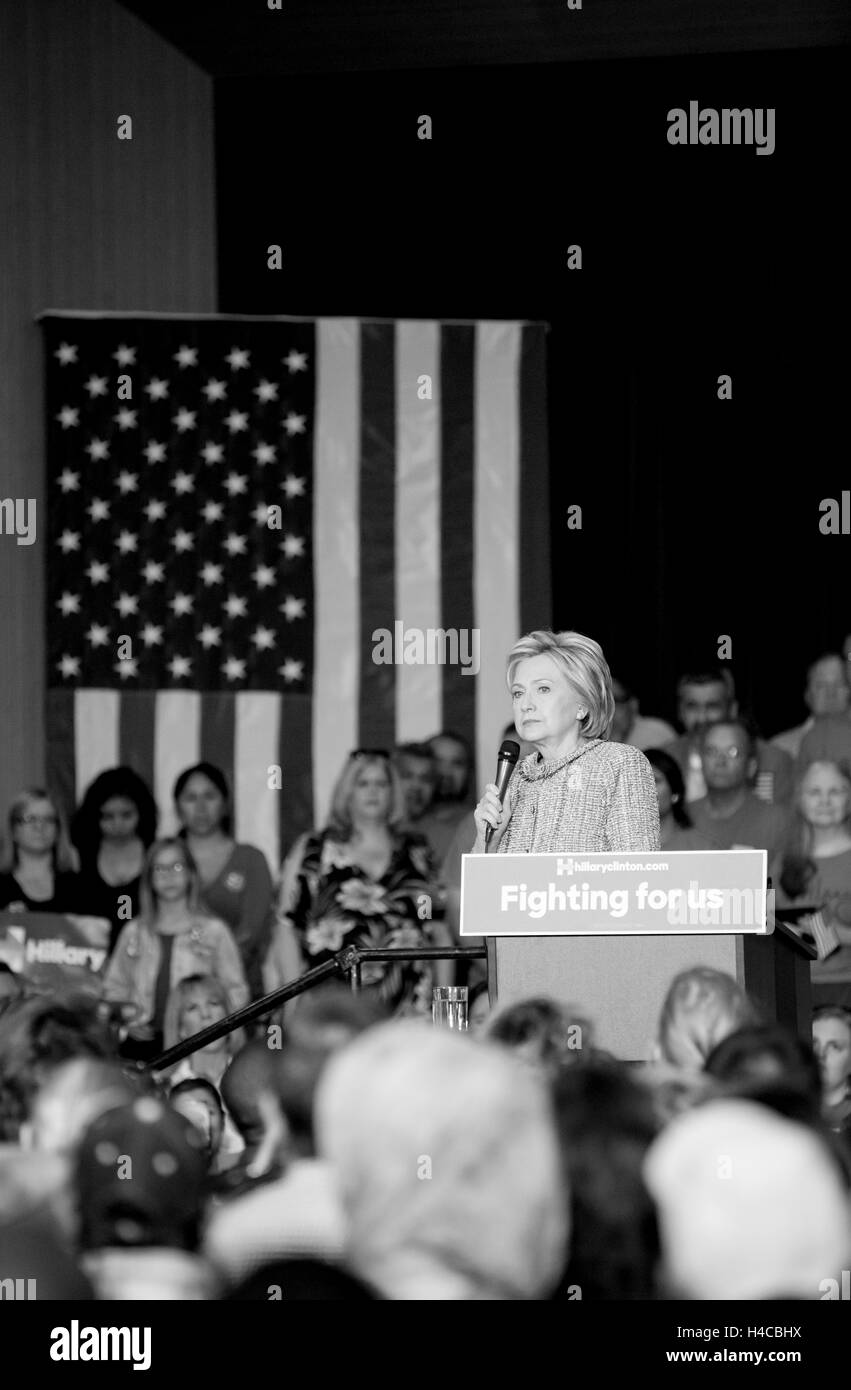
[[233, 843, 273, 873], [596, 741, 653, 774], [758, 739, 793, 770]]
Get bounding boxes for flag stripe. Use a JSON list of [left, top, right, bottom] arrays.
[[395, 321, 441, 743], [118, 692, 157, 799], [45, 688, 76, 821], [75, 690, 121, 806], [359, 322, 396, 748], [439, 324, 477, 778], [234, 693, 280, 874], [199, 692, 236, 802], [518, 326, 552, 634], [474, 323, 521, 798], [154, 692, 201, 838], [313, 318, 360, 829], [278, 692, 314, 859]]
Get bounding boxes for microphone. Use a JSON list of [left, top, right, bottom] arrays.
[[485, 739, 520, 848]]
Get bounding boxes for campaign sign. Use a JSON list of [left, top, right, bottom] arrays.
[[460, 850, 771, 937], [0, 910, 110, 974]]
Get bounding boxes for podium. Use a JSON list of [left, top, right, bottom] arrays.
[[486, 923, 814, 1060], [462, 850, 816, 1062]]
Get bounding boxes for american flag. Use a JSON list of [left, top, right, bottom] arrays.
[[42, 313, 550, 867]]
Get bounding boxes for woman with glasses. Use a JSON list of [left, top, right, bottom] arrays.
[[173, 762, 274, 1001], [264, 750, 449, 1016], [103, 838, 249, 1061], [0, 788, 82, 913]]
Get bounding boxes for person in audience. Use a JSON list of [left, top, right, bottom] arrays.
[[102, 838, 249, 1061], [315, 1020, 568, 1300], [0, 788, 81, 913], [474, 629, 660, 856], [655, 966, 757, 1072], [772, 760, 851, 1006], [550, 1056, 660, 1300], [663, 670, 793, 804], [264, 751, 450, 1016], [703, 1024, 824, 1122], [203, 985, 384, 1285], [174, 762, 274, 999], [0, 993, 113, 1143], [161, 974, 244, 1165], [21, 1056, 143, 1160], [75, 1095, 218, 1299], [686, 720, 789, 857], [813, 1006, 851, 1139], [72, 766, 158, 953], [772, 653, 850, 760], [643, 748, 719, 850], [485, 997, 591, 1076], [393, 742, 438, 828], [412, 732, 477, 863], [162, 974, 241, 1088], [169, 1077, 226, 1170], [609, 677, 676, 750], [643, 1099, 851, 1298]]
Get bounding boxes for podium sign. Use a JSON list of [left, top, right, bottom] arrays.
[[460, 850, 769, 938], [0, 911, 110, 975]]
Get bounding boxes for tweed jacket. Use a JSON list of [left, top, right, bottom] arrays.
[[102, 914, 249, 1024], [496, 738, 660, 854]]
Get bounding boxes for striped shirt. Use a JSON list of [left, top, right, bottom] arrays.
[[497, 739, 660, 854]]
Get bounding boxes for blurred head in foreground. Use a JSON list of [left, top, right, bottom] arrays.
[[644, 1099, 851, 1299], [315, 1021, 567, 1299], [656, 967, 757, 1072]]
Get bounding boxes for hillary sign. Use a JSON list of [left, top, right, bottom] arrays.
[[460, 851, 771, 937]]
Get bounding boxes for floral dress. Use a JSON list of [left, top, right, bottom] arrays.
[[281, 831, 439, 1016]]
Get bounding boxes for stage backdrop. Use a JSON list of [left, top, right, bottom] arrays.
[[40, 312, 550, 869]]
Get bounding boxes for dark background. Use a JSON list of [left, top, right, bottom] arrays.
[[213, 45, 847, 736]]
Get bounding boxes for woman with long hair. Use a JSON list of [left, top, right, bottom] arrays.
[[265, 750, 450, 1016], [0, 788, 80, 913], [102, 837, 248, 1060], [71, 766, 158, 952]]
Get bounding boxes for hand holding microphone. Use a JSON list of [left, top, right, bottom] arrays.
[[474, 739, 520, 851]]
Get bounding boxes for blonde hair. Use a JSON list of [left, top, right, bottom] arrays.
[[506, 630, 615, 741], [138, 837, 200, 927], [162, 973, 235, 1054], [325, 753, 407, 841], [657, 967, 757, 1072], [0, 788, 78, 873], [315, 1021, 568, 1300]]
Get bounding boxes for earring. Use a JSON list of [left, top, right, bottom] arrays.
[[578, 709, 587, 719]]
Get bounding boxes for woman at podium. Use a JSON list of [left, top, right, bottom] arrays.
[[473, 629, 660, 854]]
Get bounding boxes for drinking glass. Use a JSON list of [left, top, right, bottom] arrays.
[[432, 985, 468, 1031]]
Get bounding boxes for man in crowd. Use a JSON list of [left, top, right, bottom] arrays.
[[663, 670, 793, 805], [609, 677, 676, 750], [687, 720, 789, 858], [413, 732, 476, 864], [394, 743, 438, 833], [772, 652, 850, 760]]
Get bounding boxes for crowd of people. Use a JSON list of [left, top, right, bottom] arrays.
[[1, 630, 851, 1298]]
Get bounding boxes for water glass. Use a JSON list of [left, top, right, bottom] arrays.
[[432, 985, 468, 1031]]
